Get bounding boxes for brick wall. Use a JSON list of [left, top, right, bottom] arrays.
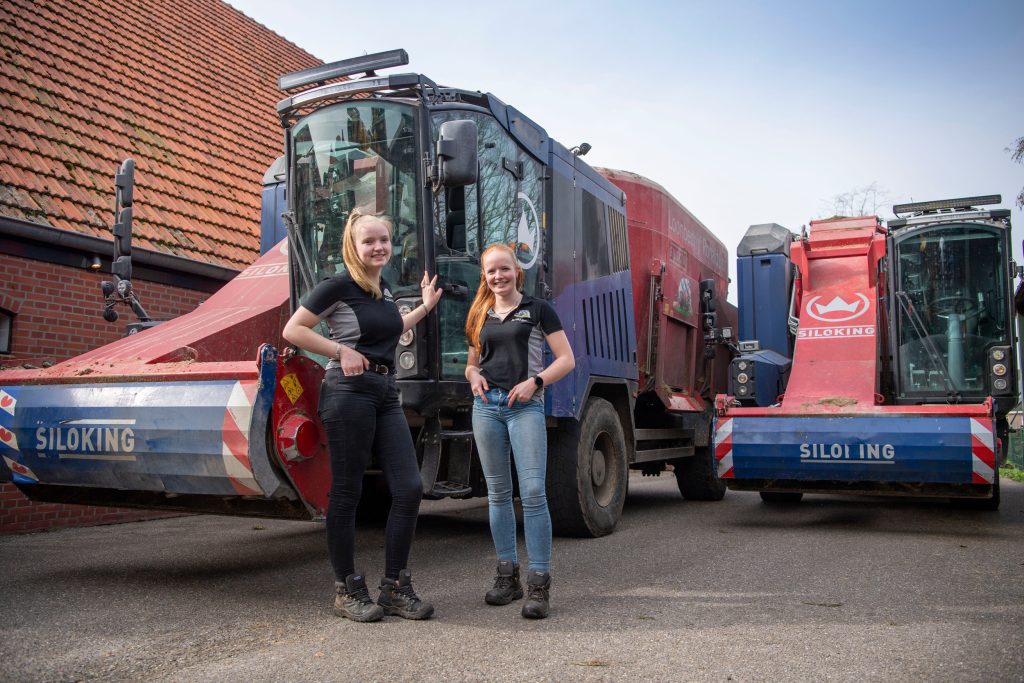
[[0, 253, 218, 534], [0, 483, 180, 533], [0, 254, 209, 368]]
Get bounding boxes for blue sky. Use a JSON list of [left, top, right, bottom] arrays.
[[229, 0, 1024, 288]]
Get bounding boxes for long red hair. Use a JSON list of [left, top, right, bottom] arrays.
[[465, 244, 525, 348]]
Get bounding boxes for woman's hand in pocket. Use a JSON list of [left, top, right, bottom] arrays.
[[468, 367, 489, 403], [339, 345, 369, 376]]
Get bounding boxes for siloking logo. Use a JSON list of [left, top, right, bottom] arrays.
[[805, 294, 870, 322], [798, 292, 875, 340]]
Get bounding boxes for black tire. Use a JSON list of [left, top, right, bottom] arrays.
[[759, 491, 804, 505], [547, 397, 628, 538], [674, 443, 727, 501], [950, 470, 1000, 511]]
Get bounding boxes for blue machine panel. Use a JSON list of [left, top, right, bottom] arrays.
[[260, 181, 287, 255], [0, 381, 265, 496], [551, 271, 638, 419], [727, 416, 982, 484], [737, 252, 792, 406], [737, 253, 790, 352]]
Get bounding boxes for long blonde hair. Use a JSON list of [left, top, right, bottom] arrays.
[[465, 244, 525, 348], [342, 209, 394, 299]]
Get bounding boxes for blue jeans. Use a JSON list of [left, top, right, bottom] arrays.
[[472, 388, 551, 571]]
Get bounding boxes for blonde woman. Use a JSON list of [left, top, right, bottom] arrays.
[[464, 244, 575, 619], [283, 209, 442, 622]]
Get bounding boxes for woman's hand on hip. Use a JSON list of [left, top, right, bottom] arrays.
[[339, 345, 369, 376], [507, 378, 538, 406]]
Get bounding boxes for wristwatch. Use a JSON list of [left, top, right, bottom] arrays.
[[533, 375, 544, 388]]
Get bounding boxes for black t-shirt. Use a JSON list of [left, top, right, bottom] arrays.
[[477, 294, 564, 391], [301, 273, 402, 372]]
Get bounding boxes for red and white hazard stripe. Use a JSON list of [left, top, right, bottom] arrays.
[[0, 425, 16, 452], [714, 417, 734, 478], [3, 455, 37, 482], [0, 389, 15, 417], [221, 380, 263, 495], [1, 389, 19, 454], [969, 417, 996, 484]]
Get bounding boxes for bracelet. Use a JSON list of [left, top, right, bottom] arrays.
[[335, 343, 342, 360]]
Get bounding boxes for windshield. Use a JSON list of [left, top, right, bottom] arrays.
[[290, 101, 420, 301], [894, 224, 1009, 394]]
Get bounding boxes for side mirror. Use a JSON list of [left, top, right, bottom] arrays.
[[699, 278, 717, 312], [436, 120, 478, 187], [115, 159, 134, 208]]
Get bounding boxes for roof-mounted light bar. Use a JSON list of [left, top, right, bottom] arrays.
[[278, 76, 390, 113], [276, 73, 427, 116], [278, 49, 409, 91], [893, 194, 1001, 216]]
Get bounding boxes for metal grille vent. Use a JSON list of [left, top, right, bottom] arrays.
[[582, 288, 631, 362], [609, 207, 629, 273]]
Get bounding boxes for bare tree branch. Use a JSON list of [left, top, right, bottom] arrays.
[[819, 182, 891, 219], [1009, 136, 1024, 209]]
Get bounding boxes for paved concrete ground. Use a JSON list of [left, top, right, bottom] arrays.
[[2, 474, 1023, 682]]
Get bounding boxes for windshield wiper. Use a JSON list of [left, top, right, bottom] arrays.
[[281, 211, 316, 294], [895, 291, 956, 395]]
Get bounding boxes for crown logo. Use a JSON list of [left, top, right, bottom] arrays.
[[815, 296, 859, 315]]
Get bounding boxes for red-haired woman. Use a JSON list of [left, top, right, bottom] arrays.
[[464, 244, 575, 619], [283, 209, 442, 623]]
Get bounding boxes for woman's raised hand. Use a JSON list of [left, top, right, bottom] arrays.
[[420, 271, 443, 311]]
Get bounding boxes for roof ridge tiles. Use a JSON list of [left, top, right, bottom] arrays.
[[4, 4, 290, 139], [2, 0, 325, 268], [48, 0, 317, 78], [4, 17, 284, 156]]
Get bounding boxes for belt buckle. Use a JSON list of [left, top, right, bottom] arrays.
[[375, 363, 389, 375]]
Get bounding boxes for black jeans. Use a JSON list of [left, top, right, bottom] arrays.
[[318, 368, 422, 581]]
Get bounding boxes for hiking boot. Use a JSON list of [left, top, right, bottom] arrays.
[[335, 573, 384, 622], [485, 560, 523, 605], [377, 569, 434, 620], [521, 569, 551, 619]]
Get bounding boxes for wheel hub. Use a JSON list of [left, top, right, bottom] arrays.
[[591, 448, 606, 486]]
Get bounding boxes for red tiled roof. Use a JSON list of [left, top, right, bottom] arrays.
[[0, 0, 322, 269]]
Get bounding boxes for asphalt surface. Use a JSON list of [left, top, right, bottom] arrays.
[[2, 474, 1023, 682]]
